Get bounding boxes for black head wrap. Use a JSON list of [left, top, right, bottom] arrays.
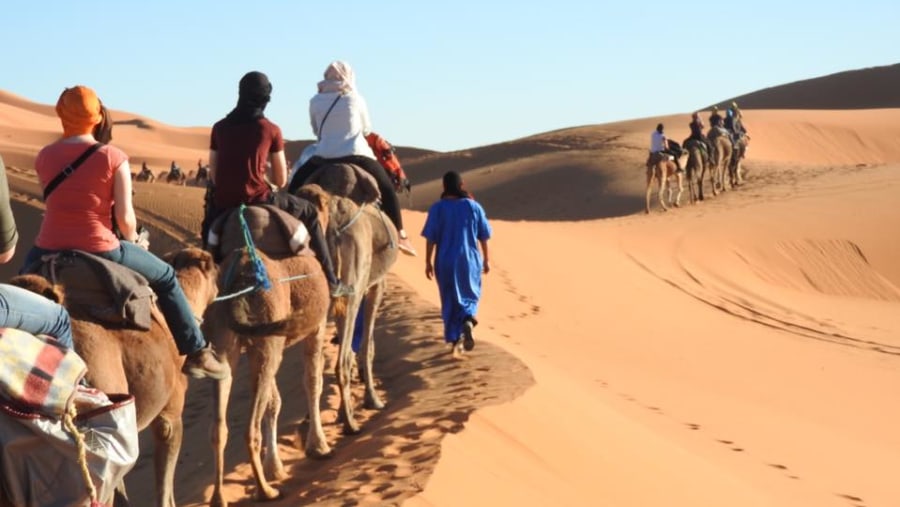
[[441, 171, 471, 199], [225, 71, 272, 123]]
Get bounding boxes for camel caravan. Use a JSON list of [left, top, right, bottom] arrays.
[[645, 102, 750, 213]]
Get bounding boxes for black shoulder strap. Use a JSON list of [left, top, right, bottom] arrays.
[[42, 143, 103, 201], [317, 94, 343, 137]]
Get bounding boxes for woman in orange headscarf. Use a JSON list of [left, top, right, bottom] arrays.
[[23, 85, 228, 380]]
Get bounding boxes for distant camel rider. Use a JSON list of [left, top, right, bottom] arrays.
[[649, 123, 682, 171], [686, 112, 711, 159], [709, 106, 723, 129]]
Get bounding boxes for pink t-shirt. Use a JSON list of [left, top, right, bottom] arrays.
[[34, 140, 128, 252]]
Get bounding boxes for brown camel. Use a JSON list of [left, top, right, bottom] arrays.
[[710, 133, 733, 195], [165, 168, 187, 186], [683, 139, 709, 203], [134, 166, 156, 183], [205, 192, 332, 507], [645, 152, 684, 213], [300, 162, 399, 433], [10, 247, 219, 507], [729, 134, 749, 187]]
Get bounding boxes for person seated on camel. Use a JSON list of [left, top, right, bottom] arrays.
[[708, 106, 724, 129], [22, 85, 228, 380], [686, 112, 711, 159], [286, 61, 417, 256], [203, 71, 353, 299], [649, 123, 682, 171]]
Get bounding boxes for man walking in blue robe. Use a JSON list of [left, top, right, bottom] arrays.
[[422, 171, 492, 353]]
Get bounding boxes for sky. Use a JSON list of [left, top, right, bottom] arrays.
[[2, 1, 898, 152]]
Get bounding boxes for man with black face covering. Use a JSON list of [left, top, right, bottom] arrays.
[[205, 71, 353, 298]]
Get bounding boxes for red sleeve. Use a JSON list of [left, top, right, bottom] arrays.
[[269, 123, 284, 153]]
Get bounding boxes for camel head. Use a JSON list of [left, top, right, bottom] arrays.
[[8, 273, 65, 305], [163, 247, 219, 311]]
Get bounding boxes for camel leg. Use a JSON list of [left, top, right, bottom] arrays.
[[335, 295, 363, 434], [262, 383, 287, 480], [152, 374, 186, 507], [360, 281, 385, 410], [210, 326, 240, 507], [246, 336, 285, 501], [674, 173, 683, 208], [645, 166, 654, 214], [302, 318, 331, 458], [657, 166, 668, 211]]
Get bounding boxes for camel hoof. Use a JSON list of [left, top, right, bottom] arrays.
[[256, 486, 282, 502], [364, 397, 385, 410], [306, 447, 335, 460], [342, 421, 362, 435]]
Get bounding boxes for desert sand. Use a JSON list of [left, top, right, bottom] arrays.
[[1, 86, 899, 507]]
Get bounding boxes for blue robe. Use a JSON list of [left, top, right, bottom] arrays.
[[421, 198, 492, 343]]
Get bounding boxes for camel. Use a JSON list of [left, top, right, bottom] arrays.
[[205, 191, 332, 507], [709, 133, 733, 195], [165, 167, 186, 186], [729, 134, 749, 187], [10, 247, 219, 507], [195, 164, 209, 185], [135, 166, 156, 183], [302, 163, 399, 433], [645, 152, 684, 213], [683, 139, 709, 203]]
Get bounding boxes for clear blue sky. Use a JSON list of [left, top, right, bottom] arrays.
[[2, 1, 898, 152]]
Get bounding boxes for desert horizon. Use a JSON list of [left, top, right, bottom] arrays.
[[1, 61, 899, 506]]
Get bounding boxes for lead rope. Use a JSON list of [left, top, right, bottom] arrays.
[[63, 405, 99, 504]]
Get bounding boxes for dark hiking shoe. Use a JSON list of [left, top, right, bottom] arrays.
[[182, 347, 230, 380], [462, 320, 475, 351], [330, 281, 355, 298]]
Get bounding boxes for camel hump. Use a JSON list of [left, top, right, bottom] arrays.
[[21, 251, 155, 330], [305, 162, 381, 204], [208, 204, 314, 261]]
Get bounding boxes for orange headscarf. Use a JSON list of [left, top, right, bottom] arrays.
[[55, 86, 102, 137]]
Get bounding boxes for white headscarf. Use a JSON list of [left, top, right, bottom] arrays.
[[317, 60, 356, 94]]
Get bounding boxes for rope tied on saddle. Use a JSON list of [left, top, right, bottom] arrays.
[[62, 404, 99, 504], [212, 204, 312, 302]]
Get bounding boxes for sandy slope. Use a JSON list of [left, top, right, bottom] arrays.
[[1, 90, 899, 506]]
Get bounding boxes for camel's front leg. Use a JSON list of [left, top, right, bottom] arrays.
[[360, 281, 385, 410], [645, 166, 654, 214], [674, 173, 684, 207], [657, 168, 669, 211], [302, 319, 331, 457], [246, 337, 285, 501]]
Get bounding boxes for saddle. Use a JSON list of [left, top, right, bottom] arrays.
[[304, 162, 381, 204], [22, 251, 156, 331], [207, 204, 313, 261]]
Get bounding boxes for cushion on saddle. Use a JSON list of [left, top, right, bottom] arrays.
[[0, 327, 86, 417], [305, 162, 381, 203], [207, 204, 312, 261], [22, 251, 155, 331]]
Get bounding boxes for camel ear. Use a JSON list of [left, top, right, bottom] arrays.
[[9, 274, 65, 305]]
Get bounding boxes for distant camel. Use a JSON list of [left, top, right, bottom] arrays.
[[729, 135, 749, 187], [645, 152, 683, 213], [708, 132, 733, 195], [195, 164, 209, 185], [302, 163, 399, 433], [135, 165, 156, 183], [205, 190, 332, 506], [165, 167, 187, 186], [11, 247, 220, 507], [683, 139, 709, 203]]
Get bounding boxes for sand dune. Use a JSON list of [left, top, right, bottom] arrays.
[[1, 82, 899, 507]]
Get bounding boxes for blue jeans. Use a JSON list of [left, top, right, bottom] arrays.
[[25, 242, 207, 356], [0, 283, 74, 349]]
